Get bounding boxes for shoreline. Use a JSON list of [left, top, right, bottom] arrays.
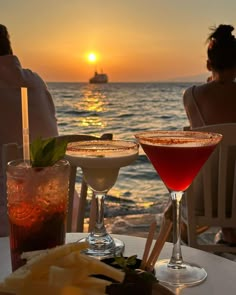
[[84, 212, 164, 239]]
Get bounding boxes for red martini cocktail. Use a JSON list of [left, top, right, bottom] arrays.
[[135, 130, 222, 287]]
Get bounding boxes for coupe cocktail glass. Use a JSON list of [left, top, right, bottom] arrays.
[[66, 140, 139, 258], [135, 130, 222, 287]]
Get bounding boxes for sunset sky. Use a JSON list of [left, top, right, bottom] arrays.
[[1, 0, 236, 82]]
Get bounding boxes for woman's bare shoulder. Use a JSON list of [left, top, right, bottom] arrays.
[[183, 85, 196, 104], [195, 81, 236, 98]]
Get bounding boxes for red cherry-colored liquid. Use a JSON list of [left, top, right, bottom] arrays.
[[9, 202, 66, 271], [141, 143, 216, 191]]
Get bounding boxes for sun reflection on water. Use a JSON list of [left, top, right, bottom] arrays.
[[77, 89, 108, 112], [75, 87, 108, 128], [81, 117, 106, 127]]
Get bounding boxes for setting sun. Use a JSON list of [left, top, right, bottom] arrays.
[[87, 52, 97, 63], [3, 2, 236, 82]]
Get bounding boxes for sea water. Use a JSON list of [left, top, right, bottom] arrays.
[[48, 82, 196, 217]]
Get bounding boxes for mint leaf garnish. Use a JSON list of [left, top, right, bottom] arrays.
[[30, 137, 68, 167], [113, 254, 138, 270]]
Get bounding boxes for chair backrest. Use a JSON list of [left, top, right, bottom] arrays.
[[1, 133, 113, 234], [184, 123, 236, 253]]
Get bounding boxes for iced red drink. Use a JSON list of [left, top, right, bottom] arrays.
[[7, 159, 70, 271]]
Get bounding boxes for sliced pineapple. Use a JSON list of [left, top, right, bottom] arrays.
[[0, 242, 124, 295]]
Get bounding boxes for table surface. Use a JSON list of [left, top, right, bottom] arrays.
[[0, 233, 235, 294]]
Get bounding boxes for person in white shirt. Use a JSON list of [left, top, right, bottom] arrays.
[[0, 24, 59, 236]]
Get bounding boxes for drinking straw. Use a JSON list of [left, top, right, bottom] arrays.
[[140, 221, 156, 269], [21, 87, 31, 165]]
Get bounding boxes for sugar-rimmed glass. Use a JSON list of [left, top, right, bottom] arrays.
[[66, 140, 139, 258], [135, 130, 222, 287]]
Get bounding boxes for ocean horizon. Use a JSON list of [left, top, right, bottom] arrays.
[[46, 70, 208, 84], [47, 78, 206, 83]]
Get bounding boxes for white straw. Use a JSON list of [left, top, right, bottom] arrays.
[[21, 87, 30, 165]]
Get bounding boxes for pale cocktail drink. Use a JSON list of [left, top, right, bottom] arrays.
[[66, 140, 139, 257], [135, 130, 222, 287], [7, 159, 70, 271], [67, 141, 138, 192]]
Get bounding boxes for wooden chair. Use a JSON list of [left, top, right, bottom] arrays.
[[182, 123, 236, 253], [1, 133, 113, 234]]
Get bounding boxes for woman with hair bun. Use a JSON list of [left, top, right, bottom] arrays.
[[183, 24, 236, 245], [183, 24, 236, 127]]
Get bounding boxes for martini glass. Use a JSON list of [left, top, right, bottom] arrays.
[[66, 140, 139, 258], [135, 130, 222, 287]]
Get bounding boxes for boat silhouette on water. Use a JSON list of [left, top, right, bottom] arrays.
[[89, 71, 108, 83]]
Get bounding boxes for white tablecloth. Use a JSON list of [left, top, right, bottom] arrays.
[[0, 233, 235, 294]]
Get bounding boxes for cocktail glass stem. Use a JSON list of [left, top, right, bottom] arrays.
[[94, 193, 106, 234], [169, 191, 184, 267], [84, 189, 124, 257], [155, 188, 207, 286]]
